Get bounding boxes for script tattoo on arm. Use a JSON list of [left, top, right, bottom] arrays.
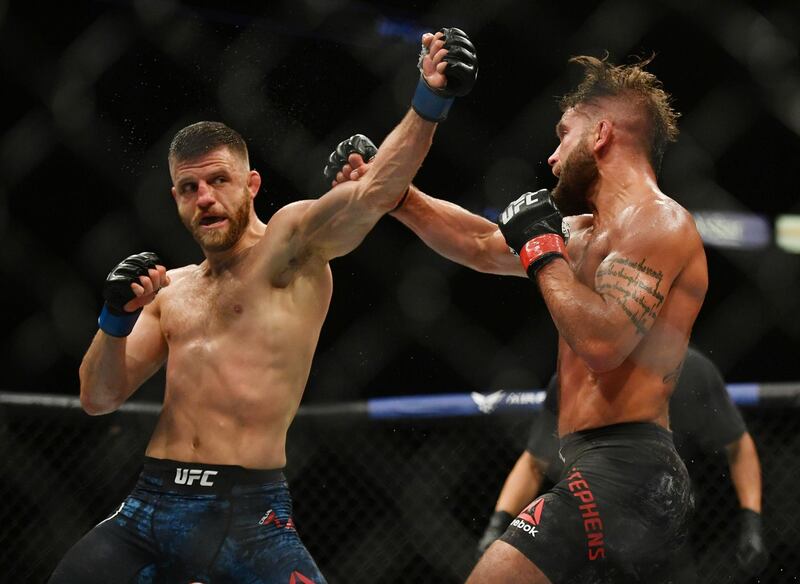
[[595, 257, 665, 335]]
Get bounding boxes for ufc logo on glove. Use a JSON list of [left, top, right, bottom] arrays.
[[500, 191, 545, 224]]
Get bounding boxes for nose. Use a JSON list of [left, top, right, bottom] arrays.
[[196, 181, 216, 208], [547, 146, 560, 169]]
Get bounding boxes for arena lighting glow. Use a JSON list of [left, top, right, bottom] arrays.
[[375, 17, 429, 44], [691, 211, 770, 249], [776, 214, 800, 253]]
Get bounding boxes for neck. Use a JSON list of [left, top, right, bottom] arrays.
[[201, 218, 265, 275], [588, 149, 659, 219]]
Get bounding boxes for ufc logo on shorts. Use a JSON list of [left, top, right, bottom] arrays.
[[500, 192, 540, 224], [174, 468, 218, 486]]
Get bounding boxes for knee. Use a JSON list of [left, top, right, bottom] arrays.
[[467, 541, 552, 584]]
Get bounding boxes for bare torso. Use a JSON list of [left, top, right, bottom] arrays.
[[145, 226, 332, 469], [556, 196, 707, 436]]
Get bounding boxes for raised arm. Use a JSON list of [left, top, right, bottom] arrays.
[[287, 28, 478, 263], [79, 253, 169, 415]]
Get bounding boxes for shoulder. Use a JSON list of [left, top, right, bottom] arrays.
[[165, 264, 199, 280], [260, 200, 330, 285], [265, 200, 315, 231], [640, 194, 697, 237], [565, 213, 593, 232], [615, 192, 703, 253], [262, 200, 321, 243]]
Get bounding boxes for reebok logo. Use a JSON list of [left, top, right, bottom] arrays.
[[174, 468, 218, 486], [500, 191, 542, 224], [511, 497, 545, 538]]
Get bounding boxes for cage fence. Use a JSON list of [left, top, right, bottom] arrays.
[[1, 389, 798, 584]]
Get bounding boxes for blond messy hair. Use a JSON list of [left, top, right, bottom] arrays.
[[560, 54, 680, 171]]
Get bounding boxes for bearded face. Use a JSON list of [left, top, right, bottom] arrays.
[[182, 187, 252, 252], [551, 132, 598, 216]]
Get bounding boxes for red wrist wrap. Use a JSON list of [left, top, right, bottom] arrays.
[[519, 234, 567, 272]]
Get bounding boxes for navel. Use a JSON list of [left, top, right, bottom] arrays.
[[233, 304, 243, 314]]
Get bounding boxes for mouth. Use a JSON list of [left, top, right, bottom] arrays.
[[198, 216, 227, 228]]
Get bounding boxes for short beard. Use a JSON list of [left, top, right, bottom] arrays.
[[551, 137, 597, 216], [187, 192, 251, 252]]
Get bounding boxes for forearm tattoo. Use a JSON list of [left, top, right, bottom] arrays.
[[663, 359, 684, 384], [595, 257, 665, 335]]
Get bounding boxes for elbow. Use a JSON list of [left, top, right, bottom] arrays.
[[79, 379, 123, 416], [578, 340, 628, 374], [359, 174, 410, 215], [79, 391, 118, 416]]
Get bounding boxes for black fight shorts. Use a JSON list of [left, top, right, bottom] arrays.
[[499, 422, 694, 583]]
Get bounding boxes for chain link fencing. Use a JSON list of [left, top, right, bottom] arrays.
[[1, 391, 797, 583]]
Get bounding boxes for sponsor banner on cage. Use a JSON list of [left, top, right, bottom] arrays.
[[367, 390, 546, 418], [470, 390, 546, 414], [692, 211, 770, 249], [776, 214, 800, 253]]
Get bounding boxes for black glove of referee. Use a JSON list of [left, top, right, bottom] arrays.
[[476, 510, 513, 560], [736, 509, 768, 579]]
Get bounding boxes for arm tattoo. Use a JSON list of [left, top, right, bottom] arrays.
[[595, 257, 665, 335], [663, 359, 684, 385]]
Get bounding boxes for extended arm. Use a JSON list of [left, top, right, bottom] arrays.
[[393, 185, 525, 275], [294, 28, 478, 262], [322, 139, 523, 276]]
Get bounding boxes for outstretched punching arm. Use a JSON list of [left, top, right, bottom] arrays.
[[323, 136, 524, 277], [277, 28, 477, 265]]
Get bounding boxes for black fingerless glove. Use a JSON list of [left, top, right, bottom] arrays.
[[322, 134, 378, 184], [412, 27, 478, 122], [98, 252, 161, 337], [497, 189, 569, 278]]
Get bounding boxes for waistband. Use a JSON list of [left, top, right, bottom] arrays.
[[558, 421, 674, 464], [138, 456, 286, 495]]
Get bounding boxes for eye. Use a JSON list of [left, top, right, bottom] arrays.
[[212, 175, 227, 185], [180, 182, 197, 194]]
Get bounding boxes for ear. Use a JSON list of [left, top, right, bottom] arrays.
[[593, 120, 612, 153], [248, 170, 262, 198], [170, 186, 177, 201]]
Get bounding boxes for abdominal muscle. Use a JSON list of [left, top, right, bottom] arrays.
[[145, 334, 316, 470], [556, 339, 675, 437]]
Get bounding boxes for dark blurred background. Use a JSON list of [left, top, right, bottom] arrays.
[[2, 0, 799, 404]]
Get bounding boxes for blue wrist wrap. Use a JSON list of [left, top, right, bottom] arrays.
[[98, 303, 142, 337], [411, 78, 454, 122]]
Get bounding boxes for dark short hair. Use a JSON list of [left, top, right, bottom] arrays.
[[168, 121, 249, 165], [560, 54, 680, 171]]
